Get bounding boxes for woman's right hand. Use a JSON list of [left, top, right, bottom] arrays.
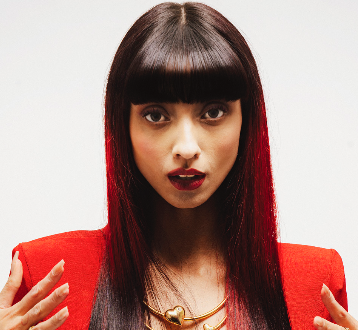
[[0, 251, 69, 329]]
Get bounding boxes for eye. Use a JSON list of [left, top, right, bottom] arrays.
[[202, 105, 227, 120], [143, 110, 167, 123]]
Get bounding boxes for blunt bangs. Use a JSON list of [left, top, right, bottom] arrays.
[[125, 6, 248, 104]]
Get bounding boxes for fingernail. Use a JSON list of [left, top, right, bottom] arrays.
[[52, 260, 65, 276], [14, 251, 19, 261], [321, 283, 331, 297], [59, 259, 65, 272], [59, 283, 69, 296], [11, 251, 19, 272], [321, 283, 326, 294], [314, 316, 323, 327], [58, 306, 69, 320]]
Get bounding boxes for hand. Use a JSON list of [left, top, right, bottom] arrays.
[[314, 283, 358, 330], [0, 251, 69, 329]]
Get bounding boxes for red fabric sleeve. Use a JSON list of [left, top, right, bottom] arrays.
[[279, 243, 348, 329], [9, 229, 105, 329]]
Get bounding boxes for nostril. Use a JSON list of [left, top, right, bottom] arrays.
[[173, 153, 200, 162], [172, 138, 201, 160]]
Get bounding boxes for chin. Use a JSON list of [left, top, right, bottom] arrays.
[[163, 193, 211, 209], [169, 202, 202, 209]]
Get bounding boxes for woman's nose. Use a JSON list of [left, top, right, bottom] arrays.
[[172, 120, 201, 160]]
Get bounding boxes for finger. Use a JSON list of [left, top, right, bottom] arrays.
[[17, 260, 65, 313], [313, 316, 346, 330], [21, 283, 69, 327], [320, 283, 357, 328], [29, 306, 69, 330], [0, 251, 23, 309]]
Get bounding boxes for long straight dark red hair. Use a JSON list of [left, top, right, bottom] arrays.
[[89, 2, 291, 329]]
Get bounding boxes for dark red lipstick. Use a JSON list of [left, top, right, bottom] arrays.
[[167, 168, 206, 191]]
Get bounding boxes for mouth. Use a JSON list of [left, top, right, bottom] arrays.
[[167, 168, 206, 191]]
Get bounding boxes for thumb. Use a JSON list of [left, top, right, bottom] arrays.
[[0, 251, 23, 309]]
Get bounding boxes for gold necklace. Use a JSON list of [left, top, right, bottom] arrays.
[[143, 297, 227, 329], [145, 315, 227, 330]]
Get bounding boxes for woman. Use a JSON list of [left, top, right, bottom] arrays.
[[0, 2, 356, 330]]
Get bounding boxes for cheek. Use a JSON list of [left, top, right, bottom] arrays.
[[133, 135, 153, 157], [131, 131, 164, 174], [215, 127, 241, 166]]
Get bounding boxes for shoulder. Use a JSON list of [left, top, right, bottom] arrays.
[[278, 242, 346, 293], [13, 228, 106, 285], [16, 227, 106, 249], [279, 242, 343, 265], [12, 227, 107, 329], [278, 243, 347, 329], [15, 227, 105, 252]]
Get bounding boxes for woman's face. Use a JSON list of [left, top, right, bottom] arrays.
[[129, 100, 242, 209]]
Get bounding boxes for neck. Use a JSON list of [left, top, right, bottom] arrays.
[[151, 192, 226, 274]]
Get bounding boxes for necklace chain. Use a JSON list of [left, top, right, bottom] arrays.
[[143, 297, 227, 329]]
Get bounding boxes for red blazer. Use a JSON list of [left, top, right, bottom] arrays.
[[12, 228, 347, 330]]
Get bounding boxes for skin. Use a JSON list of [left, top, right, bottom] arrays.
[[129, 100, 243, 276], [129, 100, 242, 209], [0, 100, 356, 329], [0, 252, 69, 329]]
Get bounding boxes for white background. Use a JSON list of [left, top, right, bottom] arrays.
[[1, 0, 357, 319]]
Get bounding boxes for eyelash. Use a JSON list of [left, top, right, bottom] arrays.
[[142, 104, 228, 123], [201, 105, 228, 120], [142, 109, 168, 123]]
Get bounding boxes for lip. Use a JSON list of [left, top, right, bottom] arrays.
[[168, 168, 205, 176], [168, 168, 206, 191]]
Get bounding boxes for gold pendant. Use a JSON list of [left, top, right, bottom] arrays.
[[164, 306, 185, 326], [143, 297, 227, 329]]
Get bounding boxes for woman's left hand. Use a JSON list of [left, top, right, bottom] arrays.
[[314, 283, 358, 330]]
